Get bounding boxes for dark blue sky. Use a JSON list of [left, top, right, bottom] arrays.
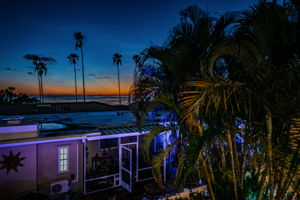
[[0, 0, 257, 95]]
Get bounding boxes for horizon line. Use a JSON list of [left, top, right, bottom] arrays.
[[27, 94, 129, 96]]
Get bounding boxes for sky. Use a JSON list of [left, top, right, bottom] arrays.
[[0, 0, 257, 95]]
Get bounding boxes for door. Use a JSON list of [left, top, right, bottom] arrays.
[[120, 146, 132, 192]]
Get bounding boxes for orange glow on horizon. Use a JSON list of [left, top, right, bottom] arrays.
[[14, 84, 131, 95]]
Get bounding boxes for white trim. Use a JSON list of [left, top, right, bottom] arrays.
[[87, 131, 148, 141], [0, 131, 149, 148], [86, 173, 119, 182], [83, 139, 87, 194], [71, 143, 79, 183], [0, 136, 86, 148], [120, 142, 137, 145], [138, 167, 152, 171], [138, 177, 155, 182], [58, 146, 69, 173], [85, 185, 119, 195], [120, 145, 132, 192]]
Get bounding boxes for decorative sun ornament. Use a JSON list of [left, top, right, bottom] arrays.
[[0, 151, 25, 174]]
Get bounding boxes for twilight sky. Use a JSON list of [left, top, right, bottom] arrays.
[[0, 0, 256, 95]]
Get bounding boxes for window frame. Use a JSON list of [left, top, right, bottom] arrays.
[[98, 138, 118, 150], [57, 146, 69, 173]]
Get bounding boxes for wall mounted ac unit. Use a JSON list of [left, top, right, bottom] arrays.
[[50, 180, 69, 195]]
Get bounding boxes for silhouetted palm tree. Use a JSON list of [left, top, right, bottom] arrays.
[[132, 54, 142, 84], [23, 54, 56, 103], [74, 32, 86, 102], [132, 54, 141, 68], [113, 53, 122, 105], [68, 53, 79, 102]]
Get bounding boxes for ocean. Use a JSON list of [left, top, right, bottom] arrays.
[[30, 95, 129, 105]]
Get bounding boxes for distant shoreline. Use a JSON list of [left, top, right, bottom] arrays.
[[0, 102, 129, 116], [28, 94, 129, 105]]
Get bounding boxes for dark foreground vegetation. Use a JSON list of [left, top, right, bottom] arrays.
[[0, 87, 38, 104], [130, 1, 300, 200]]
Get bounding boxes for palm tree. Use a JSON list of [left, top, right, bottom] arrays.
[[112, 53, 122, 105], [128, 5, 238, 199], [133, 54, 141, 68], [68, 53, 79, 102], [130, 2, 300, 200], [74, 32, 86, 102], [23, 54, 56, 103], [184, 2, 300, 200], [131, 54, 142, 89]]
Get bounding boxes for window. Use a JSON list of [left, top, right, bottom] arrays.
[[58, 146, 69, 173]]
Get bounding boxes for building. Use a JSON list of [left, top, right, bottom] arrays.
[[0, 111, 169, 200]]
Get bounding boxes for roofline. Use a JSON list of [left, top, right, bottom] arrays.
[[0, 131, 149, 148], [86, 131, 148, 141], [0, 136, 87, 148]]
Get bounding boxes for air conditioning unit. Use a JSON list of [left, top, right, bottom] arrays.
[[50, 180, 69, 195]]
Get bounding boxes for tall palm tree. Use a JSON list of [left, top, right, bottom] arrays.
[[74, 32, 86, 102], [132, 54, 142, 89], [67, 53, 79, 102], [113, 53, 122, 105], [128, 5, 238, 199], [23, 54, 56, 103], [184, 2, 300, 200], [132, 54, 141, 68], [37, 62, 47, 103], [130, 2, 300, 200]]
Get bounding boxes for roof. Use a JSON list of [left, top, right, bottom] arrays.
[[0, 102, 128, 115], [99, 123, 158, 135], [0, 109, 159, 146], [0, 123, 160, 147], [1, 110, 140, 134]]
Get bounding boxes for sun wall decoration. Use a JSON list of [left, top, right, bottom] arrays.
[[0, 151, 25, 174]]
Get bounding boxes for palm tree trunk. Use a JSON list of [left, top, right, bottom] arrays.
[[198, 150, 216, 200], [240, 147, 248, 191], [219, 138, 226, 169], [257, 168, 268, 200], [289, 181, 300, 200], [226, 129, 239, 200], [117, 64, 121, 105], [266, 109, 274, 200], [278, 167, 297, 200], [206, 143, 215, 183], [40, 75, 44, 103], [277, 167, 285, 199], [80, 47, 86, 102], [233, 132, 240, 177], [73, 63, 78, 102], [37, 73, 41, 103]]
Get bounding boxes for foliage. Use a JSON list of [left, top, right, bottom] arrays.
[[23, 54, 56, 103], [130, 1, 300, 200], [67, 53, 79, 102], [0, 87, 38, 104]]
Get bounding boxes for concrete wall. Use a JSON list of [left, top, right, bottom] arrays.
[[0, 139, 83, 200], [0, 144, 37, 199], [37, 140, 83, 198]]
